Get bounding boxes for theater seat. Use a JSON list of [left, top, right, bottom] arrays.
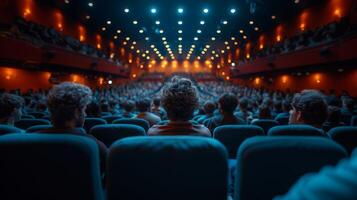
[[21, 114, 35, 119], [213, 125, 264, 159], [90, 124, 145, 147], [84, 118, 107, 133], [14, 119, 50, 130], [251, 119, 279, 134], [27, 112, 46, 119], [107, 136, 228, 200], [0, 134, 104, 200], [268, 125, 326, 137], [26, 125, 53, 133], [235, 136, 347, 200], [102, 115, 122, 124], [275, 116, 289, 125], [0, 125, 23, 135], [328, 127, 357, 155], [112, 118, 150, 133]]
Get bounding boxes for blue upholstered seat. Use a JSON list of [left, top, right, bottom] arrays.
[[251, 119, 279, 134], [27, 111, 46, 119], [112, 118, 150, 133], [26, 124, 53, 133], [213, 125, 264, 159], [275, 116, 289, 125], [0, 125, 23, 135], [235, 136, 347, 200], [14, 119, 50, 130], [102, 115, 122, 124], [21, 114, 35, 119], [351, 115, 357, 126], [268, 125, 326, 137], [328, 126, 357, 155], [0, 134, 104, 200], [83, 118, 107, 133], [90, 124, 145, 147], [107, 136, 228, 200]]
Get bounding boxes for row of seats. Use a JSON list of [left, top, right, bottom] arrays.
[[0, 134, 348, 200]]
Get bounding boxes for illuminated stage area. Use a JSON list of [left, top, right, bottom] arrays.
[[0, 0, 357, 200]]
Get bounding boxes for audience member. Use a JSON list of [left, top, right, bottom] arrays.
[[136, 98, 161, 127], [0, 93, 24, 126]]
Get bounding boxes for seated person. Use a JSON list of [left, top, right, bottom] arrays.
[[234, 97, 253, 122], [322, 106, 344, 132], [0, 93, 24, 126], [275, 100, 291, 119], [252, 104, 272, 123], [204, 93, 245, 132], [289, 90, 328, 129], [85, 101, 101, 118], [120, 100, 136, 118], [34, 82, 107, 171], [148, 77, 211, 137], [151, 97, 167, 119], [197, 101, 216, 124], [136, 98, 161, 127]]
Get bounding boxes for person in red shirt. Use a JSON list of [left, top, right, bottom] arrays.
[[148, 77, 211, 137]]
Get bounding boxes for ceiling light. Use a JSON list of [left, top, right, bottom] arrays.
[[178, 30, 182, 34], [203, 8, 209, 13], [133, 20, 138, 24], [65, 0, 70, 4], [249, 20, 254, 25], [230, 8, 236, 14], [211, 37, 215, 41], [254, 27, 259, 31], [243, 35, 247, 39], [205, 45, 210, 48], [114, 36, 118, 39], [197, 29, 202, 34], [117, 29, 121, 33], [231, 37, 235, 40], [159, 30, 164, 33], [101, 27, 106, 31], [145, 37, 149, 41], [139, 29, 144, 33], [178, 8, 184, 13], [155, 21, 160, 25], [150, 45, 155, 48], [107, 20, 111, 25], [294, 0, 300, 4], [163, 41, 167, 44], [124, 8, 129, 13], [272, 15, 276, 20], [178, 21, 183, 25], [224, 41, 229, 45], [239, 29, 244, 33], [200, 20, 205, 25], [132, 41, 136, 45], [126, 37, 130, 41], [85, 15, 90, 20], [222, 20, 228, 25], [217, 30, 221, 34], [162, 37, 166, 40], [178, 37, 182, 41], [88, 2, 93, 7], [151, 8, 157, 14], [194, 37, 198, 41]]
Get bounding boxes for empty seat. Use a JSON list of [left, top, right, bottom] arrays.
[[14, 119, 50, 130], [328, 127, 357, 155], [235, 136, 347, 200], [27, 112, 46, 119], [251, 119, 279, 134], [26, 125, 53, 133], [0, 134, 104, 200], [268, 125, 326, 137], [351, 115, 357, 126], [90, 124, 145, 147], [107, 136, 228, 200], [102, 115, 122, 124], [84, 118, 107, 133], [0, 125, 23, 135], [213, 125, 264, 159], [275, 116, 289, 125], [113, 118, 150, 133]]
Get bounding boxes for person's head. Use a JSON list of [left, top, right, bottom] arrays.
[[258, 104, 272, 119], [239, 97, 249, 111], [0, 93, 24, 125], [123, 100, 135, 112], [342, 97, 354, 112], [219, 93, 238, 114], [161, 76, 198, 121], [203, 101, 216, 115], [273, 100, 282, 112], [136, 98, 151, 112], [86, 101, 101, 117], [47, 82, 92, 129], [153, 98, 161, 107], [326, 106, 341, 124], [289, 90, 328, 128], [282, 100, 291, 112]]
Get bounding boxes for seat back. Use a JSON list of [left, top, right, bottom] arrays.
[[113, 118, 150, 133], [102, 115, 122, 124], [27, 112, 46, 119], [107, 136, 228, 200], [268, 125, 326, 137], [235, 136, 347, 200], [84, 118, 107, 133], [351, 115, 357, 126], [21, 114, 35, 119], [0, 134, 104, 200], [251, 119, 279, 134], [90, 124, 145, 147], [0, 125, 23, 135], [275, 116, 289, 125], [213, 125, 264, 159], [26, 125, 53, 133], [14, 119, 50, 130], [328, 126, 357, 155]]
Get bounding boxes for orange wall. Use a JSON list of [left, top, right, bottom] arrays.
[[238, 69, 357, 96]]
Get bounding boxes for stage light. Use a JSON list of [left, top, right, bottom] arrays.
[[155, 21, 160, 25], [231, 37, 235, 40], [230, 8, 236, 14], [151, 8, 157, 14], [124, 8, 129, 13], [200, 20, 205, 25], [203, 8, 209, 13], [178, 8, 183, 13]]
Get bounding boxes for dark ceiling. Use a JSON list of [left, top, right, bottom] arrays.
[[39, 0, 323, 61]]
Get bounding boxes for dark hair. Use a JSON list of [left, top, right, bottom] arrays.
[[292, 90, 328, 126], [203, 101, 216, 114], [136, 98, 151, 112], [123, 100, 135, 112], [219, 93, 238, 113], [47, 82, 92, 126], [258, 104, 272, 119], [0, 93, 24, 118], [161, 76, 198, 121], [326, 106, 341, 124], [153, 98, 161, 107], [239, 97, 249, 110], [86, 101, 101, 117], [282, 100, 291, 112]]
